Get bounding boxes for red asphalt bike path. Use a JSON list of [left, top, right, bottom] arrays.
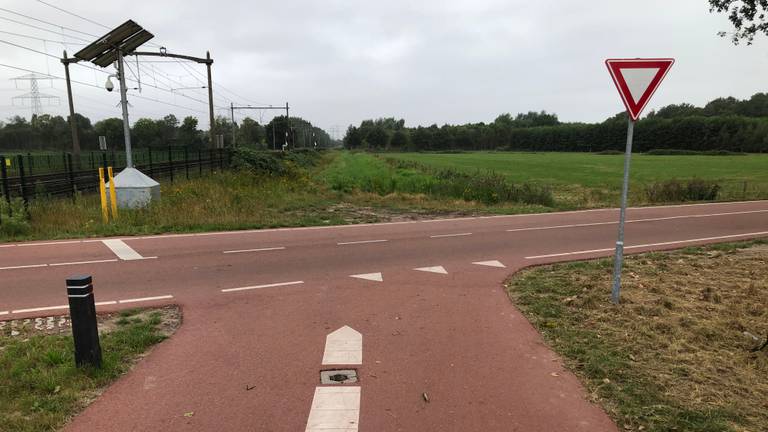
[[1, 200, 767, 431]]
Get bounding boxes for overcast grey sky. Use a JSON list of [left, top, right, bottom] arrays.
[[1, 0, 766, 136]]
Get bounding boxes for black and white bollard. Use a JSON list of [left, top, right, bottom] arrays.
[[66, 275, 102, 368]]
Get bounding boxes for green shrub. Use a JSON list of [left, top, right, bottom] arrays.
[[645, 178, 720, 203], [0, 198, 31, 237], [231, 148, 321, 176], [645, 149, 747, 156]]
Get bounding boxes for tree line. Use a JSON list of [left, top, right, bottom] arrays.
[[0, 113, 335, 152], [343, 93, 768, 153]]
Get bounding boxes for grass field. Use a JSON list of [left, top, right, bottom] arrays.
[[506, 240, 768, 432], [387, 152, 768, 188], [387, 152, 768, 206]]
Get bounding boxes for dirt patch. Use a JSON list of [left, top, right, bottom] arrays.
[[507, 241, 768, 431]]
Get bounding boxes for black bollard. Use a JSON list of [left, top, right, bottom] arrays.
[[66, 275, 102, 368]]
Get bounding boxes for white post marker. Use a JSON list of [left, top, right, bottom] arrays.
[[605, 58, 674, 304]]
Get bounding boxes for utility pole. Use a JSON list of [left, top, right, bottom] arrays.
[[230, 102, 236, 147], [61, 51, 81, 164], [206, 51, 215, 148], [116, 50, 133, 168]]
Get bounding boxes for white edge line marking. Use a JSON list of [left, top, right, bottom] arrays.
[[525, 230, 768, 259], [430, 232, 472, 238], [337, 239, 388, 245], [0, 263, 48, 270], [223, 246, 286, 254], [49, 259, 119, 267], [118, 295, 174, 304], [12, 305, 69, 314], [506, 209, 768, 233], [221, 281, 304, 293]]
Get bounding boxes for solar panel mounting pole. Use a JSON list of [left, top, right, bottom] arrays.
[[116, 49, 134, 168]]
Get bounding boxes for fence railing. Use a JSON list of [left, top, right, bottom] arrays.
[[1, 148, 232, 206]]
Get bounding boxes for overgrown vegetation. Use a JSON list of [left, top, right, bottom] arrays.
[[506, 241, 768, 432], [645, 179, 721, 203], [0, 198, 30, 237], [0, 308, 177, 432], [323, 153, 553, 206]]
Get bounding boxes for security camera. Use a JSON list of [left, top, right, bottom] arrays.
[[105, 76, 115, 92]]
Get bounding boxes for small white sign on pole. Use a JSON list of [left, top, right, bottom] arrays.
[[98, 136, 107, 151]]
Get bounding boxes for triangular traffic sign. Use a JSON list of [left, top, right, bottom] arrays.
[[606, 58, 674, 121]]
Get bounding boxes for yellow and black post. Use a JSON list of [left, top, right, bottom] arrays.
[[107, 167, 118, 220], [98, 167, 109, 223]]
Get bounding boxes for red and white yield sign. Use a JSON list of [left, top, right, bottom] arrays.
[[606, 58, 674, 121]]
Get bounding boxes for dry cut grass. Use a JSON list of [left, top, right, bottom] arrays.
[[507, 241, 768, 432]]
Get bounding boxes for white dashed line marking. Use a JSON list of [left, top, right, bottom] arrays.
[[0, 263, 48, 271], [49, 259, 119, 267], [11, 305, 69, 314], [102, 239, 147, 261], [118, 295, 174, 304], [472, 260, 506, 268], [350, 272, 383, 282], [305, 387, 361, 432], [506, 209, 768, 233], [0, 311, 9, 316], [95, 301, 118, 306], [414, 266, 448, 274], [223, 247, 286, 254], [221, 281, 305, 293], [525, 230, 768, 259], [337, 239, 388, 245], [430, 232, 472, 238]]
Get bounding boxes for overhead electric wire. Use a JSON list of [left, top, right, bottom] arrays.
[[0, 15, 92, 43], [34, 0, 110, 30], [0, 7, 99, 39], [0, 62, 208, 114], [0, 29, 85, 45]]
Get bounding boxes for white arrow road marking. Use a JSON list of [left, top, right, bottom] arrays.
[[102, 239, 153, 261], [306, 326, 363, 432], [472, 260, 506, 268], [305, 387, 360, 432], [414, 266, 448, 274], [323, 326, 362, 365], [350, 272, 383, 282]]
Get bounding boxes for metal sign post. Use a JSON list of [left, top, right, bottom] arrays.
[[611, 119, 634, 303], [605, 58, 674, 304]]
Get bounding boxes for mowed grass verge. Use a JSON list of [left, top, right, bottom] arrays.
[[388, 152, 768, 207], [0, 307, 180, 432], [506, 241, 768, 432]]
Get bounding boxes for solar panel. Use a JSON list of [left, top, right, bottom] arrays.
[[74, 20, 154, 66]]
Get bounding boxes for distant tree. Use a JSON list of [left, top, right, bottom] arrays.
[[94, 118, 124, 150], [237, 117, 265, 148], [343, 125, 362, 149], [178, 116, 203, 148], [389, 129, 411, 149], [132, 118, 162, 148], [709, 0, 768, 44], [647, 103, 703, 119]]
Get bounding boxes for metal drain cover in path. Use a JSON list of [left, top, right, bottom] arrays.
[[320, 369, 358, 384]]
